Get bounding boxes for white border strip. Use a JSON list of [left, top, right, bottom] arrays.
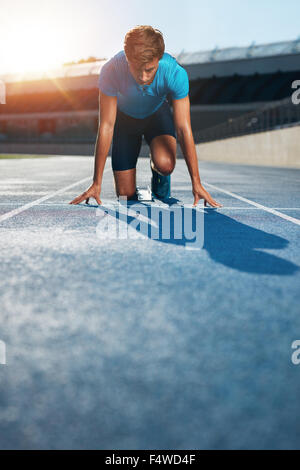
[[0, 175, 100, 223], [1, 204, 300, 210], [1, 174, 299, 226], [1, 202, 300, 210], [204, 182, 300, 226]]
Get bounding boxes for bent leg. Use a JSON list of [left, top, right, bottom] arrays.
[[113, 168, 137, 199], [111, 110, 143, 199], [150, 134, 177, 176], [144, 101, 177, 176]]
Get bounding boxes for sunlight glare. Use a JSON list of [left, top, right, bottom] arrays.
[[4, 20, 65, 75]]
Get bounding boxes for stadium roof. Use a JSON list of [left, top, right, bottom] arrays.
[[1, 38, 300, 83], [177, 38, 300, 65], [1, 60, 107, 84]]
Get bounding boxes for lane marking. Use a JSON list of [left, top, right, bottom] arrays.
[[204, 182, 300, 226], [0, 203, 300, 211], [0, 171, 109, 223], [200, 207, 300, 211]]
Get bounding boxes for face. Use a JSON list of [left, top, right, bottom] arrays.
[[126, 56, 160, 86]]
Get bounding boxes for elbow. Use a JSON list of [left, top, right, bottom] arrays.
[[176, 125, 192, 141], [99, 121, 115, 134]]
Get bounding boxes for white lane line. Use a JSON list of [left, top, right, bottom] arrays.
[[201, 207, 300, 211], [0, 173, 108, 223], [204, 182, 300, 226], [0, 203, 300, 211], [200, 207, 300, 211]]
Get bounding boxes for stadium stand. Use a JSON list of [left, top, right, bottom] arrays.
[[194, 97, 300, 143], [0, 39, 299, 152], [189, 71, 300, 105]]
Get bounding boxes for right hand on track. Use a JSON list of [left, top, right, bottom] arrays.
[[69, 182, 102, 205]]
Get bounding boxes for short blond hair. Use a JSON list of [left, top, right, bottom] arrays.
[[124, 25, 165, 64]]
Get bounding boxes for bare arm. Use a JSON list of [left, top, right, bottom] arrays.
[[173, 96, 222, 207], [69, 92, 117, 205], [93, 92, 117, 185]]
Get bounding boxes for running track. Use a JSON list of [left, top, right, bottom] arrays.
[[0, 155, 299, 449]]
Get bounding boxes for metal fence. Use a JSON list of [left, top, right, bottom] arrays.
[[193, 97, 300, 144], [1, 96, 300, 146]]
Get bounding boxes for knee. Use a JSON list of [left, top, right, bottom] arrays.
[[155, 156, 176, 176]]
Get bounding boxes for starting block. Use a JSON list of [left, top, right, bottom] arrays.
[[136, 186, 153, 202]]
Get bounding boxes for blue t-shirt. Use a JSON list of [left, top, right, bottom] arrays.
[[98, 50, 189, 119]]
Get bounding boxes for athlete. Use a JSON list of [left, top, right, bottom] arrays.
[[70, 25, 221, 207]]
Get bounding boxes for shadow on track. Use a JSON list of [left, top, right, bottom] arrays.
[[202, 210, 298, 275], [83, 201, 299, 276]]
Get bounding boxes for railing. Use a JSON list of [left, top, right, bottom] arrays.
[[1, 97, 300, 146], [193, 97, 300, 144]]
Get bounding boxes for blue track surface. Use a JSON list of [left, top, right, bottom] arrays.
[[0, 155, 299, 450]]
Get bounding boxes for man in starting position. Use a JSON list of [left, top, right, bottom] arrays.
[[70, 25, 221, 208]]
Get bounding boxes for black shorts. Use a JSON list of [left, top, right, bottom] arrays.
[[111, 100, 176, 171]]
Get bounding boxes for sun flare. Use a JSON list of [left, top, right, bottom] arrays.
[[3, 20, 67, 75]]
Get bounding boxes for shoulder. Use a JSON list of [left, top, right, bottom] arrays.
[[159, 52, 179, 71], [101, 51, 126, 73], [161, 53, 189, 99], [99, 51, 127, 94], [111, 50, 127, 65], [160, 52, 187, 81]]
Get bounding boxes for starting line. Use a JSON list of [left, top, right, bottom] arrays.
[[204, 181, 300, 226], [0, 174, 299, 226]]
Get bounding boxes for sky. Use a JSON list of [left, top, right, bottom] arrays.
[[0, 0, 300, 75]]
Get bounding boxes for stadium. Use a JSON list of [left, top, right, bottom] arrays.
[[1, 38, 299, 165], [0, 4, 300, 453]]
